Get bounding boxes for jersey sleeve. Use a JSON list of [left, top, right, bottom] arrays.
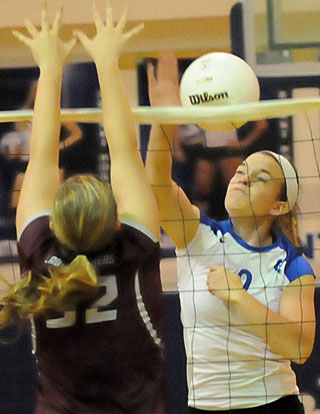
[[17, 213, 53, 275], [119, 217, 159, 257], [285, 253, 315, 282], [280, 234, 315, 282]]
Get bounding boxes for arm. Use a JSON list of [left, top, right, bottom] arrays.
[[13, 6, 76, 238], [59, 121, 83, 150], [75, 3, 159, 239], [238, 119, 268, 150], [146, 51, 200, 248], [207, 266, 315, 363]]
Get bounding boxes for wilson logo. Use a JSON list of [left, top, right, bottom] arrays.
[[196, 77, 213, 84], [188, 91, 229, 105]]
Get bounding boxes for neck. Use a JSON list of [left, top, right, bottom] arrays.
[[230, 215, 275, 247]]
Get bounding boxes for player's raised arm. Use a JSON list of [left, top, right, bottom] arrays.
[[145, 51, 200, 248], [13, 6, 76, 237], [75, 2, 160, 239]]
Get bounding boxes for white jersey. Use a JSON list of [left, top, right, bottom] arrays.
[[176, 211, 314, 410]]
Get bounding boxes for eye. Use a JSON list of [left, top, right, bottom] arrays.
[[257, 176, 267, 183], [235, 169, 245, 175]]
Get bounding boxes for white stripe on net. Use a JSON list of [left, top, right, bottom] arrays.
[[1, 97, 320, 124]]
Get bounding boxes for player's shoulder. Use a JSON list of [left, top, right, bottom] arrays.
[[199, 210, 229, 236], [276, 232, 304, 259], [277, 233, 315, 281], [119, 217, 159, 244], [18, 211, 53, 259], [17, 212, 56, 275], [115, 217, 160, 262], [18, 211, 51, 242], [177, 210, 226, 254]]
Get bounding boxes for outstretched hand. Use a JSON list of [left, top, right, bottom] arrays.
[[12, 4, 76, 70], [74, 1, 144, 66], [147, 50, 181, 107]]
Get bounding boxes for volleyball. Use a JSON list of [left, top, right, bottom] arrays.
[[180, 52, 260, 131]]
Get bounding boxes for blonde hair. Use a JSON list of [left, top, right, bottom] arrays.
[[277, 211, 299, 247], [0, 255, 99, 329], [51, 175, 118, 252]]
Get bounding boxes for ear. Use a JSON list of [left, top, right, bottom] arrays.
[[49, 220, 54, 232], [270, 201, 289, 216]]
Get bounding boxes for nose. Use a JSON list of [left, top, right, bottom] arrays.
[[238, 174, 250, 186]]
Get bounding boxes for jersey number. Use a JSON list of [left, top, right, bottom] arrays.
[[238, 269, 252, 291], [46, 275, 118, 329]]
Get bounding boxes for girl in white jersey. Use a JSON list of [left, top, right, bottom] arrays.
[[146, 51, 315, 414]]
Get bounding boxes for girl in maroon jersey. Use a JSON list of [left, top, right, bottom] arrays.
[[0, 3, 168, 413]]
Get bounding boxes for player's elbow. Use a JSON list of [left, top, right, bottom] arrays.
[[292, 334, 315, 365], [293, 353, 309, 365], [276, 328, 315, 364]]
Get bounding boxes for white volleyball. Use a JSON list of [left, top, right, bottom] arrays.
[[180, 52, 260, 131]]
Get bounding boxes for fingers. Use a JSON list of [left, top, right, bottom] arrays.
[[65, 37, 78, 55], [24, 19, 39, 38], [105, 0, 114, 27], [159, 50, 178, 67], [12, 30, 32, 47], [13, 3, 77, 69], [116, 7, 128, 32], [74, 30, 91, 51], [123, 23, 144, 41], [158, 50, 179, 83], [74, 1, 143, 61], [41, 3, 50, 32], [52, 5, 63, 34], [21, 5, 61, 39], [92, 2, 104, 32]]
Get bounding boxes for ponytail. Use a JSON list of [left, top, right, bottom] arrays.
[[277, 210, 299, 247], [0, 256, 99, 328]]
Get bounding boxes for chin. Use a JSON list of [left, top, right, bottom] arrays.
[[226, 203, 255, 219], [225, 199, 244, 216]]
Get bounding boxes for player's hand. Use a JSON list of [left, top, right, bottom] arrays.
[[147, 50, 181, 107], [12, 3, 76, 71], [74, 1, 144, 67], [206, 264, 244, 303]]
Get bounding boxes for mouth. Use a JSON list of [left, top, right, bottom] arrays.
[[232, 186, 247, 194]]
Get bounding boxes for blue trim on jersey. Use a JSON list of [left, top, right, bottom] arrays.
[[277, 236, 315, 281], [199, 209, 223, 236], [199, 210, 315, 281], [285, 255, 315, 281], [225, 220, 280, 253], [200, 210, 279, 253]]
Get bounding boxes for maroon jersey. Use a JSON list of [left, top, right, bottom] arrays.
[[18, 213, 168, 414]]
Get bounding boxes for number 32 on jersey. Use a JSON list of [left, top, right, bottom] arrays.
[[46, 275, 118, 329]]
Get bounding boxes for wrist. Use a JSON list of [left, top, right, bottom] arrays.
[[96, 57, 119, 71], [227, 287, 247, 306], [39, 66, 63, 80]]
